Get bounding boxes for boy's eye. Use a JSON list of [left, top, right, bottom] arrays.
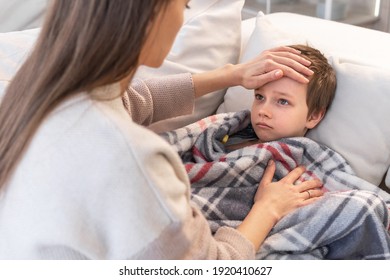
[[254, 93, 264, 101], [278, 99, 289, 105]]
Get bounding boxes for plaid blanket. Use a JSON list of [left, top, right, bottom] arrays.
[[161, 110, 390, 259]]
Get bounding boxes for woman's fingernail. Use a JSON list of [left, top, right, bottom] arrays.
[[268, 160, 274, 166], [274, 70, 283, 78]]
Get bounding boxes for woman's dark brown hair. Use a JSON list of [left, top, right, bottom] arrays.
[[0, 0, 171, 187]]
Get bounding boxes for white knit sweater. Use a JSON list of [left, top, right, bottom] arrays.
[[0, 73, 255, 259]]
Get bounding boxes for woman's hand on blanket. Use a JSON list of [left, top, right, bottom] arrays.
[[236, 160, 323, 251], [255, 160, 324, 222], [234, 46, 314, 89]]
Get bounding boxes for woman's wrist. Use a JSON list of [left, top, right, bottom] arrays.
[[251, 200, 280, 227], [236, 201, 280, 251], [221, 63, 241, 88], [192, 63, 240, 98]]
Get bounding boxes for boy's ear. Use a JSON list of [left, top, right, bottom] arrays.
[[306, 109, 325, 129]]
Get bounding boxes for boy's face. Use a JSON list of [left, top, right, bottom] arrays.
[[251, 77, 320, 142]]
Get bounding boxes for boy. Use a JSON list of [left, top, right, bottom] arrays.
[[161, 45, 390, 259], [223, 44, 337, 151]]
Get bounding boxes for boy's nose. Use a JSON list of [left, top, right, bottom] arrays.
[[258, 103, 272, 118]]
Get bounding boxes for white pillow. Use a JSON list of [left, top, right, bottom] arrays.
[[0, 0, 46, 32], [218, 12, 390, 187], [308, 60, 390, 187], [136, 0, 245, 133], [0, 28, 39, 99]]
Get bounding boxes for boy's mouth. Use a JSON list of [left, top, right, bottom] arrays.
[[255, 122, 272, 129]]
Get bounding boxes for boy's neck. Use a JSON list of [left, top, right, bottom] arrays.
[[225, 139, 262, 152]]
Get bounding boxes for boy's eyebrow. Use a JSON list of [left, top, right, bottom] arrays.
[[272, 90, 295, 98], [254, 89, 296, 98]]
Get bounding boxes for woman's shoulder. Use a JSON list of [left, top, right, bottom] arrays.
[[29, 91, 186, 191]]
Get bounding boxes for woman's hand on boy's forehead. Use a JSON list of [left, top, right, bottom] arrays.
[[269, 46, 314, 81], [236, 46, 314, 90]]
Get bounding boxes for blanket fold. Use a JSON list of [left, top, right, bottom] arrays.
[[161, 110, 390, 259]]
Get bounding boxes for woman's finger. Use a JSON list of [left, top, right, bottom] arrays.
[[259, 160, 276, 188], [264, 54, 313, 77], [266, 45, 302, 55], [300, 188, 324, 200], [249, 69, 284, 88], [296, 179, 323, 192], [272, 59, 313, 78], [265, 49, 312, 68], [279, 166, 306, 184], [279, 66, 310, 84]]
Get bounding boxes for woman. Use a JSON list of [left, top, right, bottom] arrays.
[[0, 0, 322, 259]]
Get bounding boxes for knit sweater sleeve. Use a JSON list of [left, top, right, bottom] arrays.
[[122, 73, 195, 125], [133, 204, 257, 260]]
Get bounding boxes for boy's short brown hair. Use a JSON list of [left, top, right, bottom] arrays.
[[289, 44, 337, 117]]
